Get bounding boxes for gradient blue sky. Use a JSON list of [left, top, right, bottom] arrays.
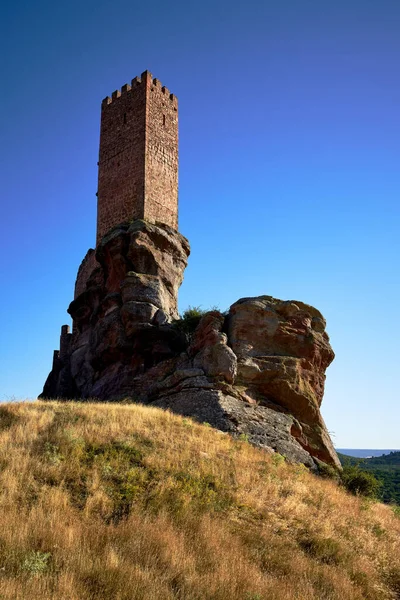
[[1, 0, 399, 447]]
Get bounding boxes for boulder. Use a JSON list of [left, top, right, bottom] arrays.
[[190, 312, 237, 384], [227, 296, 338, 466]]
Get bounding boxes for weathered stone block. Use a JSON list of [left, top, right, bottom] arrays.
[[121, 273, 165, 308], [121, 301, 159, 335]]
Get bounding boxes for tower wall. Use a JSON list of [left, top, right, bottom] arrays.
[[144, 77, 178, 228], [96, 71, 178, 246]]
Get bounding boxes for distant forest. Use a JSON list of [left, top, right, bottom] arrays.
[[338, 451, 400, 504]]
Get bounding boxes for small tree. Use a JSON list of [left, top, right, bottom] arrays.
[[340, 465, 382, 498], [173, 306, 206, 341]]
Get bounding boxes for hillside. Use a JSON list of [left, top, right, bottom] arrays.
[[0, 402, 399, 600], [338, 451, 400, 504]]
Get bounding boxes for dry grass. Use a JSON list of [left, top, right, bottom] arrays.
[[0, 401, 399, 599]]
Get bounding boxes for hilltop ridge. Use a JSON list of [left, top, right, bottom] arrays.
[[0, 400, 399, 599]]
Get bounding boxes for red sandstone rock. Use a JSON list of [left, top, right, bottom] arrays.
[[41, 223, 339, 470], [227, 296, 338, 466], [189, 312, 237, 384]]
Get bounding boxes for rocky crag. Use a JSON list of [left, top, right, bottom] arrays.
[[41, 220, 340, 470]]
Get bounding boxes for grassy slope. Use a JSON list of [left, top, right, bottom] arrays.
[[0, 402, 399, 600], [338, 452, 400, 505]]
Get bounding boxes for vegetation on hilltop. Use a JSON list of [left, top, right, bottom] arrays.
[[0, 401, 399, 600], [338, 451, 400, 505], [172, 305, 207, 340], [173, 305, 224, 340]]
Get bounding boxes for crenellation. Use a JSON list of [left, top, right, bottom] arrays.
[[101, 72, 176, 108], [141, 70, 153, 81], [102, 96, 112, 109]]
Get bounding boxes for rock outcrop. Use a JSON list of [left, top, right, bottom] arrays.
[[41, 220, 340, 470], [41, 220, 190, 400]]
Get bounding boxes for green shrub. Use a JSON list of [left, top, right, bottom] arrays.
[[340, 465, 382, 498], [271, 453, 285, 467], [392, 504, 400, 518], [172, 305, 228, 343], [22, 551, 52, 575], [173, 306, 206, 339], [317, 461, 339, 480]]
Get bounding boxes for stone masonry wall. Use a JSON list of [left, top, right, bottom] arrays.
[[96, 71, 178, 245], [97, 76, 146, 245], [144, 77, 178, 228]]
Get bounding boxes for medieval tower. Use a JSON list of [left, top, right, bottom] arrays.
[[96, 70, 179, 245], [42, 69, 188, 397]]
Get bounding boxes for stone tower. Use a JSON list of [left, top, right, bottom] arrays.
[[96, 70, 178, 246]]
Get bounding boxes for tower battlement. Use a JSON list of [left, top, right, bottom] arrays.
[[96, 70, 179, 246], [101, 71, 178, 109]]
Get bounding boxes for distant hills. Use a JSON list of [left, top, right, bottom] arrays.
[[338, 451, 400, 504], [337, 448, 400, 458]]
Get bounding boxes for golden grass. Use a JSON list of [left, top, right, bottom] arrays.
[[0, 400, 399, 599]]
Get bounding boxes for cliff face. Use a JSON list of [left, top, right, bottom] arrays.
[[41, 220, 340, 470]]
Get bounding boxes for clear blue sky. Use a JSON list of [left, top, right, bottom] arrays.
[[1, 0, 399, 448]]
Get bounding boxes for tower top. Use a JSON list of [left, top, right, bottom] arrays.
[[96, 71, 179, 246], [101, 71, 178, 109]]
